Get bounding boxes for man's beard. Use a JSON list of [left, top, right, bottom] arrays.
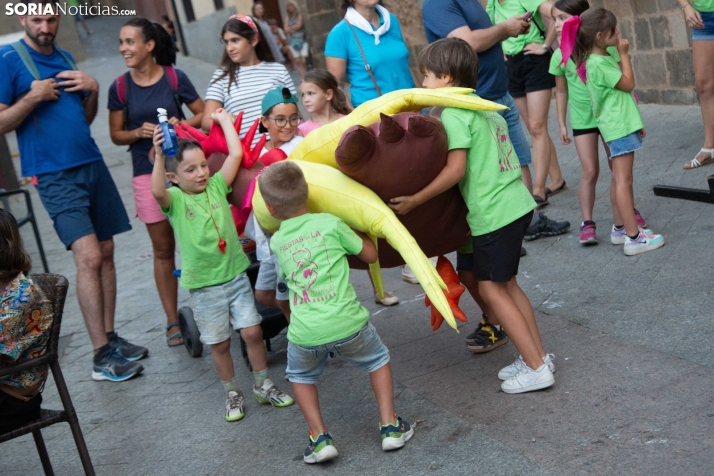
[[26, 29, 55, 47]]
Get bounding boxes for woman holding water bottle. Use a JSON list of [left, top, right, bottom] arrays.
[[108, 17, 204, 347]]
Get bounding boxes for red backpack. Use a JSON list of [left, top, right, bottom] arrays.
[[115, 66, 185, 130]]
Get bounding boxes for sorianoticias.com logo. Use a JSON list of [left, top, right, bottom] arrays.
[[5, 3, 136, 16]]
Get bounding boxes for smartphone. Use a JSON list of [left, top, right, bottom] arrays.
[[523, 11, 534, 22]]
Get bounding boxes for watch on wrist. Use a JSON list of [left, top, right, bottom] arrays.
[[542, 43, 551, 52]]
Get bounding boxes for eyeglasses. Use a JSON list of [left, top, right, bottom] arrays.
[[266, 115, 302, 128]]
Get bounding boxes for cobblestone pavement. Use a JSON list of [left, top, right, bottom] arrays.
[[1, 16, 713, 476]]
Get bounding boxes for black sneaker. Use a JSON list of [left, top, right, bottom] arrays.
[[464, 315, 488, 345], [467, 323, 509, 353], [109, 333, 149, 361], [92, 351, 144, 382], [524, 213, 570, 241]]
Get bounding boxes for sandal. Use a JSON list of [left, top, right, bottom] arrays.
[[683, 148, 714, 170], [545, 181, 567, 197], [532, 194, 549, 208], [375, 292, 400, 306], [166, 321, 183, 347]]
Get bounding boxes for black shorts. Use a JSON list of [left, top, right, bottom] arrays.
[[572, 127, 600, 137], [456, 252, 473, 272], [471, 211, 533, 282], [506, 52, 556, 98]]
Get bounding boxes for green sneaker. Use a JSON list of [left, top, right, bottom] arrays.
[[304, 432, 338, 464], [253, 378, 294, 407], [380, 414, 414, 451]]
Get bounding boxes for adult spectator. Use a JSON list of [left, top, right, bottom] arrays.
[[422, 0, 570, 232], [486, 0, 565, 206], [108, 18, 204, 347], [325, 0, 416, 109], [680, 0, 714, 169], [284, 1, 308, 79], [0, 3, 145, 382], [252, 1, 286, 64], [268, 18, 295, 70]]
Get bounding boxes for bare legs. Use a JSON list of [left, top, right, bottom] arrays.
[[573, 133, 600, 222], [146, 220, 179, 343], [255, 289, 291, 322], [293, 55, 307, 79], [514, 90, 564, 199], [687, 39, 714, 167], [71, 234, 117, 349], [211, 325, 267, 385]]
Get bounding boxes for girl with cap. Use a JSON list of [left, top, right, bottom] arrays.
[[203, 14, 296, 147]]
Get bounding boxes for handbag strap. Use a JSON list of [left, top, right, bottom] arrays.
[[345, 20, 382, 97]]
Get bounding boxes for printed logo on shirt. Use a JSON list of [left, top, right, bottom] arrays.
[[185, 205, 195, 221], [488, 113, 518, 172], [280, 231, 337, 306]]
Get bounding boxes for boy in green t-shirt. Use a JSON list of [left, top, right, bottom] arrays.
[[151, 109, 293, 422], [390, 38, 555, 394], [259, 161, 414, 464]]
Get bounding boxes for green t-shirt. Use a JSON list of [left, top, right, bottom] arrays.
[[441, 103, 536, 237], [270, 213, 369, 347], [487, 0, 547, 55], [585, 53, 644, 143], [163, 174, 249, 289], [549, 46, 620, 130], [695, 0, 714, 12]]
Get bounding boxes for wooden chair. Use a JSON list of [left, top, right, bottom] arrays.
[[0, 274, 95, 476]]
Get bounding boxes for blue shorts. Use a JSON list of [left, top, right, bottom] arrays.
[[692, 12, 714, 40], [34, 161, 131, 249], [189, 273, 262, 345], [286, 322, 390, 384], [607, 131, 643, 158], [493, 93, 533, 167]]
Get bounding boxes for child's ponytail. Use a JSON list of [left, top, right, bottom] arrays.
[[571, 8, 617, 69], [124, 17, 176, 66], [303, 69, 353, 115]]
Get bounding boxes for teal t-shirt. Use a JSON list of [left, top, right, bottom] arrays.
[[271, 213, 370, 347], [163, 174, 249, 289], [585, 53, 644, 143], [441, 102, 536, 236], [487, 0, 547, 55], [324, 12, 415, 108], [695, 0, 714, 12], [549, 46, 620, 130]]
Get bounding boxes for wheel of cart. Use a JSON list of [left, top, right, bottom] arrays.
[[175, 250, 288, 362]]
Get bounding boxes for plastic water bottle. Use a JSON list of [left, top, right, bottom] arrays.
[[157, 108, 178, 157]]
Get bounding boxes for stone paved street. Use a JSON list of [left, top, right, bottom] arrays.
[[1, 16, 713, 476]]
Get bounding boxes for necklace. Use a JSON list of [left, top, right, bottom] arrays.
[[187, 192, 227, 254]]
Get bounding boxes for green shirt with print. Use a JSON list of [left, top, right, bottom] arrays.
[[487, 0, 547, 55], [441, 103, 536, 237], [694, 0, 714, 12], [585, 53, 644, 143], [549, 46, 620, 130], [163, 173, 249, 290], [271, 213, 369, 347]]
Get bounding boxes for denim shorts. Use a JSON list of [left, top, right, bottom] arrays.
[[189, 273, 262, 345], [34, 161, 131, 249], [254, 254, 289, 301], [692, 12, 714, 40], [286, 322, 390, 384], [492, 93, 533, 167], [607, 131, 643, 158]]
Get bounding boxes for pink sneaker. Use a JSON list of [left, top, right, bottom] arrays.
[[579, 222, 597, 244], [634, 209, 646, 228]]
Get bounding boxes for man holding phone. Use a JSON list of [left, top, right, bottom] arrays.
[[0, 1, 144, 382]]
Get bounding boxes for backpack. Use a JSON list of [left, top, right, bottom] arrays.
[[114, 66, 185, 131], [10, 40, 77, 104]]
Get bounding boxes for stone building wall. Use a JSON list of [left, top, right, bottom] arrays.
[[299, 0, 698, 105]]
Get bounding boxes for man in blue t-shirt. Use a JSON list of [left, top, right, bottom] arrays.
[[0, 5, 145, 382]]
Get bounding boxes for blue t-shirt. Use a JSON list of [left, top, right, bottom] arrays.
[[422, 0, 508, 100], [0, 40, 103, 176], [107, 69, 200, 177], [325, 13, 415, 108]]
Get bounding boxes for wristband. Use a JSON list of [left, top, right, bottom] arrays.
[[681, 1, 691, 10]]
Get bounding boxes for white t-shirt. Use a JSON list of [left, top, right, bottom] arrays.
[[260, 135, 303, 158], [205, 62, 295, 147]]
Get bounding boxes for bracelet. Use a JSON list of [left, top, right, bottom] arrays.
[[681, 1, 691, 10]]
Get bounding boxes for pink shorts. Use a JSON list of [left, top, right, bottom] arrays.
[[132, 174, 167, 224]]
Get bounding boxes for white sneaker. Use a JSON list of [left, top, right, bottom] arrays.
[[225, 390, 245, 422], [610, 225, 654, 245], [498, 353, 554, 381], [624, 231, 665, 256], [501, 363, 555, 394], [401, 265, 419, 284], [253, 378, 294, 407]]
